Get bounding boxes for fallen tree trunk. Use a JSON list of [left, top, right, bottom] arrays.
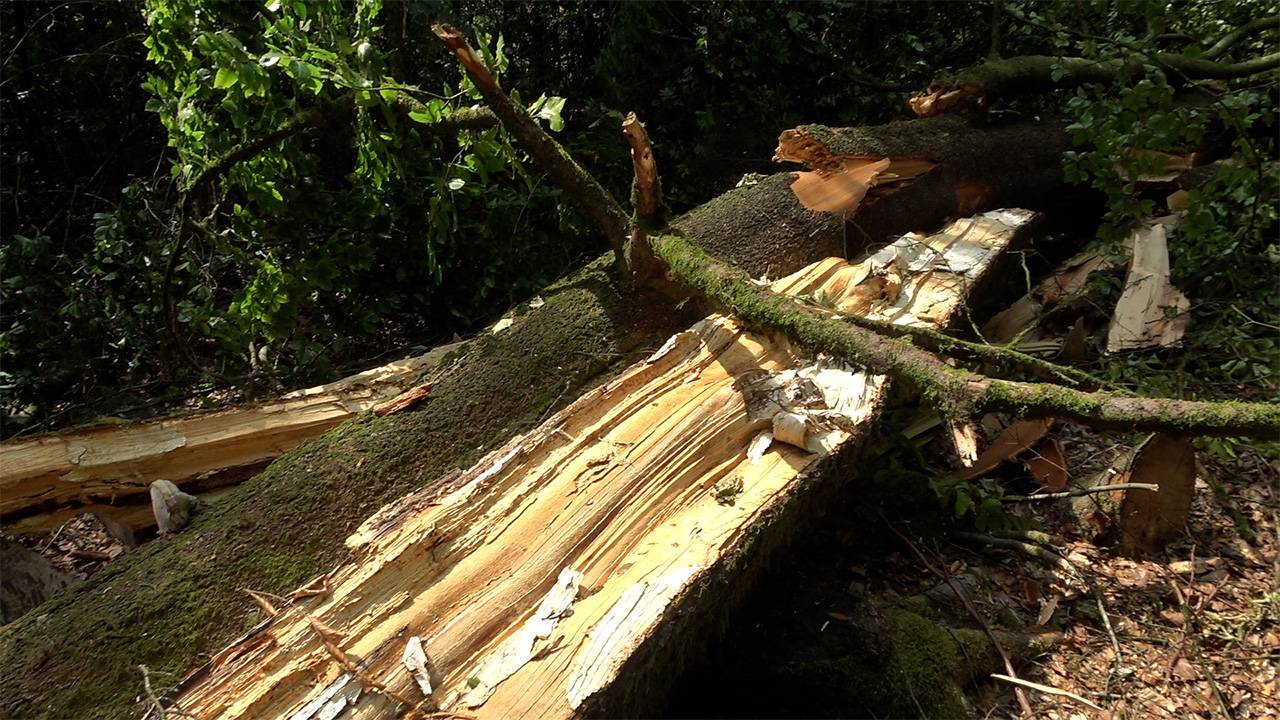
[[0, 344, 460, 536], [171, 211, 1034, 719], [674, 116, 1072, 278], [0, 117, 1070, 720]]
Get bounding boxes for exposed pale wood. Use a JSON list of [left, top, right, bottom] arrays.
[[983, 251, 1114, 344], [171, 212, 1030, 720], [0, 344, 461, 531], [772, 127, 935, 217], [1106, 218, 1190, 353]]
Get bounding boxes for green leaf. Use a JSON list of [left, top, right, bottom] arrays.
[[214, 67, 239, 89], [533, 95, 566, 132], [408, 109, 439, 125], [447, 178, 466, 191]]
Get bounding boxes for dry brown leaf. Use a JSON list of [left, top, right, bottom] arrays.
[[241, 588, 279, 618], [1171, 657, 1200, 681], [1025, 437, 1069, 491], [959, 417, 1055, 480]]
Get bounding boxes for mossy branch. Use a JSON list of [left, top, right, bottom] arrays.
[[837, 313, 1108, 390], [912, 51, 1280, 116], [651, 232, 1280, 439], [431, 22, 631, 277]]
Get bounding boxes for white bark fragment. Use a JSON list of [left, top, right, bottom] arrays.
[[458, 567, 583, 708], [565, 566, 701, 709]]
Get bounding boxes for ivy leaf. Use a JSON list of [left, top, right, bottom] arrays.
[[214, 67, 239, 89]]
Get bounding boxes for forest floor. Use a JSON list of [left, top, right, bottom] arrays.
[[669, 423, 1277, 719]]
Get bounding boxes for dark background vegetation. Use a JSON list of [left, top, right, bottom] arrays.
[[2, 0, 1276, 439]]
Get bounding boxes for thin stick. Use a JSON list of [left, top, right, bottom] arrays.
[[1003, 482, 1158, 502], [138, 665, 194, 719], [954, 532, 1080, 579], [882, 515, 1034, 717], [991, 674, 1103, 711]]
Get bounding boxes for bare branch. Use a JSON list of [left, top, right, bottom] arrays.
[[431, 23, 631, 276]]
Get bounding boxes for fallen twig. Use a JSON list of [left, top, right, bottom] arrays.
[[1002, 482, 1158, 502], [954, 531, 1079, 578], [138, 665, 194, 719], [991, 673, 1103, 711]]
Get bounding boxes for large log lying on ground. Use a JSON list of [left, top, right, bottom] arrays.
[[0, 117, 1067, 720], [0, 344, 460, 536], [675, 116, 1070, 278], [171, 211, 1034, 719]]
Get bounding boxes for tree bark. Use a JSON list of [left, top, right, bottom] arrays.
[[0, 117, 1074, 720]]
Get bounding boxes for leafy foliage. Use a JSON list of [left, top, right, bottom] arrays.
[[1050, 1, 1279, 401]]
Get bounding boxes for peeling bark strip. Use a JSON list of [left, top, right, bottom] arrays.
[[171, 213, 1027, 719], [0, 347, 457, 534]]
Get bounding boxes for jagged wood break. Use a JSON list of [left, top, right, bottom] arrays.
[[0, 345, 459, 535], [172, 211, 1034, 719]]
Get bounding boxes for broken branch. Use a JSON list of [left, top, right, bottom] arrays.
[[838, 312, 1107, 389], [651, 232, 1280, 438], [911, 52, 1280, 116], [431, 23, 631, 275], [1202, 16, 1279, 60], [1003, 482, 1159, 502]]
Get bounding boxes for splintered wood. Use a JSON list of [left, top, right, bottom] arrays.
[[172, 211, 1032, 720], [1106, 217, 1190, 353], [773, 127, 934, 216], [0, 346, 458, 535]]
